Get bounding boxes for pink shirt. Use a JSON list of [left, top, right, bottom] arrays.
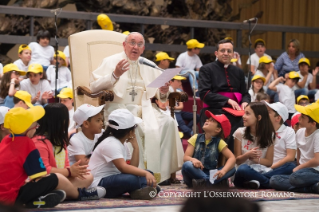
[[32, 135, 70, 173]]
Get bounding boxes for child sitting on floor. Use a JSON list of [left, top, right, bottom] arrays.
[[89, 109, 158, 200], [233, 102, 275, 189], [270, 102, 319, 194], [68, 104, 104, 166], [182, 110, 236, 188]]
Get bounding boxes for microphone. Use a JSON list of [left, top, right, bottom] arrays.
[[243, 17, 257, 23], [50, 8, 62, 14], [138, 58, 157, 68]]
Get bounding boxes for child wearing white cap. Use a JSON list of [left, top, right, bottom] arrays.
[[0, 106, 10, 141], [68, 104, 104, 166], [88, 108, 159, 200]]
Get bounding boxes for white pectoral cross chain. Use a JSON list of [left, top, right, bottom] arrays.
[[129, 88, 137, 101]]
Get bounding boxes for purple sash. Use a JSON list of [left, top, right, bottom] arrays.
[[203, 92, 242, 108]]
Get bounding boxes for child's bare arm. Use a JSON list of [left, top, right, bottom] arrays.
[[259, 145, 274, 167], [293, 152, 319, 172], [214, 147, 235, 179], [268, 77, 284, 91]]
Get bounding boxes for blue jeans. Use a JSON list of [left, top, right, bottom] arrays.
[[180, 69, 199, 91], [306, 88, 318, 99], [42, 65, 49, 72], [270, 168, 319, 193], [294, 88, 307, 97], [98, 170, 153, 198], [181, 161, 236, 187], [266, 89, 279, 102], [234, 162, 296, 189], [175, 111, 199, 137], [3, 96, 15, 108]]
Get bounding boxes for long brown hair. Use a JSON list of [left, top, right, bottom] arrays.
[[243, 102, 275, 149], [0, 71, 19, 99]]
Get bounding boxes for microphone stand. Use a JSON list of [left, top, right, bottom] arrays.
[[246, 18, 258, 90], [153, 66, 197, 134], [53, 9, 60, 102]]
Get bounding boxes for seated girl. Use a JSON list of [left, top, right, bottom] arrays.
[[182, 110, 236, 188]]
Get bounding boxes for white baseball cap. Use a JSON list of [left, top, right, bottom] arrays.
[[108, 109, 142, 130], [0, 106, 10, 125], [263, 101, 289, 122], [73, 104, 104, 128]]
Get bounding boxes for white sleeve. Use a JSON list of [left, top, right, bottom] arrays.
[[28, 42, 36, 52], [175, 54, 183, 67], [233, 127, 243, 141], [90, 58, 116, 93], [19, 79, 27, 92], [63, 45, 70, 58], [42, 80, 52, 92], [0, 63, 3, 75], [196, 57, 203, 69], [313, 132, 319, 153], [100, 141, 124, 163], [49, 46, 55, 61], [68, 135, 86, 156], [46, 66, 53, 81], [285, 128, 297, 150], [237, 55, 242, 65], [66, 67, 72, 82], [276, 84, 282, 93]]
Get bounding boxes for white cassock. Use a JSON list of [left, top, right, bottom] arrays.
[[90, 51, 184, 182]]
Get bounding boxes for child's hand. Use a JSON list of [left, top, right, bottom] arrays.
[[293, 166, 301, 173], [313, 67, 319, 76], [42, 91, 53, 100], [191, 158, 204, 170], [145, 171, 157, 188], [127, 134, 138, 148], [70, 160, 90, 179], [32, 91, 40, 102], [247, 147, 261, 159], [214, 169, 226, 179], [278, 76, 285, 83]]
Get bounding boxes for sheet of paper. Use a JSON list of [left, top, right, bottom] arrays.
[[147, 68, 182, 88]]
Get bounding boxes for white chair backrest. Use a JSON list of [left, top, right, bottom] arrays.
[[69, 30, 126, 108]]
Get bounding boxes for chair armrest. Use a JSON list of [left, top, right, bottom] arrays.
[[168, 91, 188, 118], [76, 86, 114, 105]]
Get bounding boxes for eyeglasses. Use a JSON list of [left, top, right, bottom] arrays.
[[126, 41, 144, 48]]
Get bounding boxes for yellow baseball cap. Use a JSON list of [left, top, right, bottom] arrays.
[[295, 102, 319, 123], [251, 75, 266, 83], [3, 64, 27, 76], [298, 58, 310, 66], [186, 39, 205, 49], [54, 50, 66, 62], [297, 95, 309, 104], [288, 71, 300, 79], [18, 44, 31, 54], [27, 63, 43, 74], [57, 87, 73, 99], [155, 52, 175, 61], [172, 75, 187, 80], [224, 37, 233, 41], [14, 90, 33, 108], [97, 14, 113, 31], [4, 106, 45, 134], [259, 56, 272, 64], [123, 31, 130, 35], [254, 39, 266, 46]]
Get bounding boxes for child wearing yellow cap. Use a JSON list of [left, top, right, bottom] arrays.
[[269, 71, 301, 119], [270, 102, 319, 194], [46, 50, 72, 94], [155, 52, 175, 70], [13, 44, 32, 72], [296, 95, 310, 106], [0, 64, 27, 108], [248, 75, 265, 102], [294, 58, 318, 100], [57, 87, 76, 135], [28, 30, 55, 71], [0, 106, 66, 208], [13, 90, 34, 109], [20, 63, 53, 105]]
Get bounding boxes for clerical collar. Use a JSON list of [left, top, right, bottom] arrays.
[[216, 59, 228, 68]]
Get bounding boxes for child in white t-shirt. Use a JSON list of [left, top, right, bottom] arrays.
[[28, 30, 54, 71], [88, 109, 159, 200], [268, 71, 301, 119], [46, 50, 72, 93], [248, 75, 265, 102], [13, 44, 32, 72], [68, 104, 104, 166], [57, 88, 75, 136], [270, 103, 319, 194], [20, 63, 53, 105]]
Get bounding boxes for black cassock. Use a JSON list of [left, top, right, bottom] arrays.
[[198, 60, 251, 152]]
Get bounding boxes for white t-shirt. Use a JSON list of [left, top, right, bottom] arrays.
[[20, 78, 51, 105], [0, 63, 3, 75], [255, 70, 274, 92], [46, 65, 72, 91], [273, 124, 296, 164], [315, 90, 319, 101], [294, 71, 313, 90], [275, 84, 296, 113], [296, 128, 319, 171], [13, 59, 29, 72], [28, 42, 54, 66], [68, 131, 102, 165], [248, 89, 257, 102], [88, 136, 131, 187], [233, 127, 268, 166], [176, 52, 202, 70], [68, 107, 75, 132], [246, 53, 272, 74], [63, 45, 70, 58]]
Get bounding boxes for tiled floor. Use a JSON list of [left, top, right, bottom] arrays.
[[56, 199, 319, 212]]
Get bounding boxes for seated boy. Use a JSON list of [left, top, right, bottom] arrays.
[[13, 90, 34, 109], [57, 88, 76, 135], [68, 104, 104, 166], [169, 75, 199, 138], [270, 102, 319, 193], [296, 95, 310, 106], [0, 106, 65, 208], [268, 71, 301, 119], [155, 52, 175, 70]]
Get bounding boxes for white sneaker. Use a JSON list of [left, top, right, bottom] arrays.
[[244, 180, 260, 189]]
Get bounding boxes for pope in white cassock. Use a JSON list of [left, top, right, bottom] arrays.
[[90, 32, 184, 183]]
